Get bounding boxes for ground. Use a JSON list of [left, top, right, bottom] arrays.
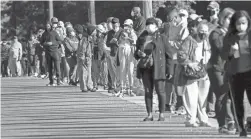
[[1, 77, 251, 139]]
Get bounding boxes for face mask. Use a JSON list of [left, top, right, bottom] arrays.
[[146, 24, 157, 34], [198, 33, 207, 40], [236, 23, 248, 33], [208, 10, 216, 16], [131, 11, 135, 17], [70, 31, 76, 37]]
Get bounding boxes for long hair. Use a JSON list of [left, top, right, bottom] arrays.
[[218, 8, 235, 27], [228, 10, 251, 35]]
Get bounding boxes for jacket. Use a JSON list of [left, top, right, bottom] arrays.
[[40, 30, 63, 53], [135, 30, 175, 80], [209, 26, 226, 72], [77, 36, 91, 63], [9, 41, 22, 60], [175, 36, 199, 86], [222, 31, 251, 75], [133, 15, 146, 37], [64, 36, 79, 57]]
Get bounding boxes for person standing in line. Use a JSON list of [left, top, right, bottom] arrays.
[[1, 41, 11, 77], [206, 1, 221, 118], [27, 34, 40, 77], [106, 18, 123, 94], [40, 18, 63, 86], [75, 24, 92, 92], [135, 18, 174, 121], [8, 36, 22, 77], [131, 7, 146, 37], [208, 8, 236, 134], [221, 10, 251, 137], [176, 21, 211, 127], [115, 19, 137, 97], [165, 8, 190, 115], [64, 27, 79, 86], [20, 37, 29, 76]]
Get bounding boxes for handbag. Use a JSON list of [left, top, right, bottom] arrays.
[[183, 41, 207, 80], [138, 54, 153, 69]]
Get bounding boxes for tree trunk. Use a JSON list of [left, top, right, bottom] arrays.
[[44, 1, 48, 24], [48, 0, 54, 21], [142, 0, 152, 19], [12, 1, 17, 35], [88, 0, 96, 25]]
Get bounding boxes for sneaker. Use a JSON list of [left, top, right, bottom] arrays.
[[207, 111, 216, 118], [185, 122, 199, 127], [227, 122, 236, 135], [40, 74, 46, 78], [104, 85, 109, 90], [57, 81, 64, 86], [34, 73, 38, 77], [218, 127, 230, 134], [46, 83, 56, 86], [200, 122, 212, 127], [175, 106, 186, 115]]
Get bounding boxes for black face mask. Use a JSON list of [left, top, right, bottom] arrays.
[[198, 33, 207, 40], [208, 10, 216, 16]]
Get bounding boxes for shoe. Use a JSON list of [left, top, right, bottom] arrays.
[[104, 85, 109, 90], [239, 130, 247, 137], [82, 89, 88, 92], [57, 81, 64, 86], [90, 88, 96, 92], [185, 122, 199, 127], [227, 122, 236, 135], [200, 122, 212, 127], [108, 89, 114, 94], [175, 106, 186, 115], [40, 74, 46, 78], [143, 117, 153, 121], [218, 127, 230, 134], [46, 83, 56, 86], [158, 117, 165, 121], [207, 111, 216, 118]]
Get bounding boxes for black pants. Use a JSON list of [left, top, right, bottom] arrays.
[[142, 68, 166, 113], [231, 70, 251, 132], [208, 69, 234, 127], [38, 54, 46, 75], [1, 59, 9, 77], [46, 52, 61, 84]]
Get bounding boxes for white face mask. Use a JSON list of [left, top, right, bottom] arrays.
[[70, 31, 76, 37], [236, 16, 248, 33], [131, 11, 135, 17], [146, 24, 157, 34]]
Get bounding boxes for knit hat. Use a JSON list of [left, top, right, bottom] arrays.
[[146, 17, 158, 26], [207, 1, 220, 10], [51, 17, 58, 24], [96, 24, 106, 33], [74, 24, 83, 34], [87, 25, 96, 35], [112, 18, 120, 24], [66, 27, 75, 35], [107, 17, 114, 23], [132, 7, 141, 14]]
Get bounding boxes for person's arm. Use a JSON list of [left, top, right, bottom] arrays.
[[221, 34, 233, 61], [64, 38, 73, 52], [135, 17, 146, 37], [55, 31, 63, 45]]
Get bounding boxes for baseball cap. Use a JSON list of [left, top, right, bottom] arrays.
[[112, 18, 120, 24], [124, 19, 133, 26], [207, 1, 220, 10], [146, 17, 158, 26], [96, 24, 106, 33]]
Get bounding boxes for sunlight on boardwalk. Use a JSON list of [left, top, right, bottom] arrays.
[[1, 77, 247, 139]]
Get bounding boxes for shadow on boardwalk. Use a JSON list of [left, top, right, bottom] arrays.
[[1, 77, 249, 139]]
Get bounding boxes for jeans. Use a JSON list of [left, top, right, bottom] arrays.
[[208, 69, 235, 127], [46, 52, 61, 84]]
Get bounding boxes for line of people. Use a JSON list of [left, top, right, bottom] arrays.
[[1, 2, 251, 137]]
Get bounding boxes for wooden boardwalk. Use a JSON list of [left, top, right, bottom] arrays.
[[1, 77, 249, 139]]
